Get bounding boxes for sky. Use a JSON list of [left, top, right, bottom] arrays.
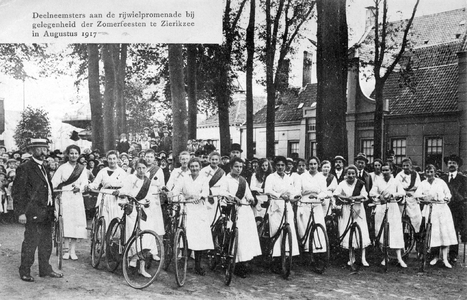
[[0, 0, 465, 143]]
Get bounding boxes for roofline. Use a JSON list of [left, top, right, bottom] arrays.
[[386, 110, 460, 118]]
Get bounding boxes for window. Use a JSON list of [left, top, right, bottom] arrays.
[[391, 138, 406, 165], [307, 121, 316, 132], [309, 141, 317, 158], [361, 139, 374, 164], [288, 141, 299, 157], [425, 137, 443, 170]]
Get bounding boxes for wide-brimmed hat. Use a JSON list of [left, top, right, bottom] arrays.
[[354, 153, 368, 163], [444, 154, 463, 167], [230, 143, 243, 153], [333, 155, 347, 163], [26, 138, 49, 149]]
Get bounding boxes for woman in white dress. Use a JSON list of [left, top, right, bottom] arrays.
[[413, 164, 457, 268], [333, 165, 371, 267], [172, 157, 213, 275], [250, 158, 273, 219], [114, 159, 163, 277], [52, 145, 89, 260], [87, 150, 127, 229], [297, 156, 328, 253], [369, 163, 407, 267], [218, 157, 262, 278], [264, 156, 300, 272]]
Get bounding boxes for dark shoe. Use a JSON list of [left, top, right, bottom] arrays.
[[234, 268, 248, 278], [39, 271, 63, 278], [194, 267, 205, 276], [20, 275, 34, 282]]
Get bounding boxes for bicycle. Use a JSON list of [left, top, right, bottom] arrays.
[[105, 196, 164, 289], [328, 196, 365, 272], [208, 196, 247, 285], [397, 197, 416, 258], [416, 199, 445, 272], [53, 189, 64, 270], [89, 190, 112, 269], [294, 196, 330, 274], [257, 195, 298, 279]]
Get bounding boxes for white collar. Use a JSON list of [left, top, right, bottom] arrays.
[[449, 171, 458, 178], [32, 157, 44, 165]]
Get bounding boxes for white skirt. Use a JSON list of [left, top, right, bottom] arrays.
[[338, 202, 371, 249], [236, 205, 262, 262], [296, 201, 327, 253], [61, 191, 87, 239], [399, 197, 422, 233], [186, 203, 214, 251], [96, 188, 123, 227], [268, 200, 300, 257], [125, 203, 161, 258], [374, 202, 404, 249], [422, 203, 458, 247]]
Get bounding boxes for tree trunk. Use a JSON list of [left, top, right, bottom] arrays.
[[265, 0, 276, 159], [373, 79, 384, 159], [187, 44, 197, 140], [102, 44, 117, 152], [216, 58, 231, 156], [168, 44, 188, 162], [246, 0, 255, 159], [316, 0, 348, 161], [115, 44, 127, 136], [87, 44, 104, 152]]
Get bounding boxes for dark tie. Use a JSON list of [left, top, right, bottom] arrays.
[[450, 174, 453, 183]]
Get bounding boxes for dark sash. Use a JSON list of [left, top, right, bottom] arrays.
[[147, 165, 159, 181], [351, 179, 365, 197], [135, 176, 151, 200], [406, 171, 418, 191], [235, 176, 247, 200], [57, 163, 86, 190], [326, 173, 335, 187], [208, 167, 225, 188]]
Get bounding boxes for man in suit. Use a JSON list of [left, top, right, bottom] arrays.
[[12, 138, 63, 282], [330, 155, 347, 183], [354, 153, 372, 193], [441, 154, 467, 263]]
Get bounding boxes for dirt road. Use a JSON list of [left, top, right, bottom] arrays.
[[1, 223, 466, 300]]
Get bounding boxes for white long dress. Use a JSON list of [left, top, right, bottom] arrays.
[[413, 178, 458, 247], [172, 174, 214, 251], [200, 165, 225, 225], [88, 167, 127, 226], [52, 162, 89, 239], [219, 174, 262, 262], [395, 170, 422, 232], [119, 174, 164, 258], [333, 180, 371, 249], [369, 176, 405, 249], [298, 171, 328, 252], [264, 172, 300, 257]]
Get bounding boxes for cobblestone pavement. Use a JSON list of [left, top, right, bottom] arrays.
[[1, 223, 466, 300]]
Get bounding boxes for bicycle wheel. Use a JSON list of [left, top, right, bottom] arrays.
[[382, 222, 389, 272], [388, 219, 415, 259], [91, 217, 106, 269], [56, 217, 64, 270], [309, 223, 330, 274], [122, 230, 164, 289], [208, 218, 223, 270], [420, 222, 432, 272], [225, 227, 238, 286], [174, 228, 188, 287], [105, 218, 123, 272], [349, 223, 363, 272], [163, 221, 173, 271], [280, 225, 293, 279]]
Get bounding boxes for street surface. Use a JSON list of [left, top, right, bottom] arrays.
[[1, 223, 466, 300]]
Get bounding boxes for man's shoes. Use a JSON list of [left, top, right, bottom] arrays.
[[20, 275, 34, 282], [39, 271, 63, 278]]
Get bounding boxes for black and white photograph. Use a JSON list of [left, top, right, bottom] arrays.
[[0, 0, 466, 299]]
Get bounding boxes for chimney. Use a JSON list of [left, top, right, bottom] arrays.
[[365, 6, 376, 32], [302, 51, 312, 87], [277, 59, 290, 92]]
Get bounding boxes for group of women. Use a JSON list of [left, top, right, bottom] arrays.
[[52, 145, 458, 283]]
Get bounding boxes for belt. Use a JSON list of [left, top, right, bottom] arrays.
[[103, 186, 121, 190]]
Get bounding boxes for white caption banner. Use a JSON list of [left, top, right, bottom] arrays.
[[0, 0, 222, 43]]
